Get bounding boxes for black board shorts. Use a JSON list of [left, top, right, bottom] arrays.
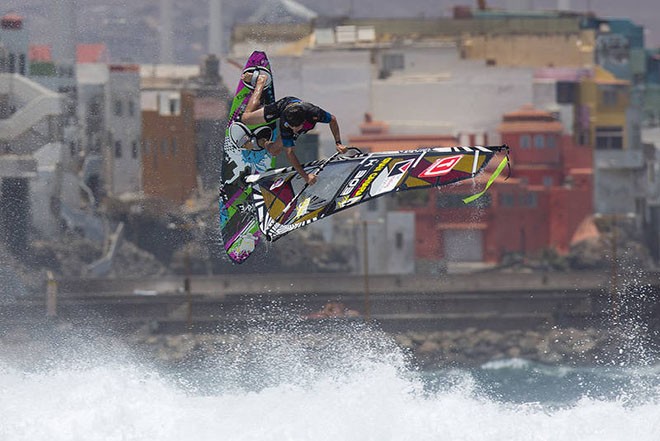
[[263, 96, 302, 123]]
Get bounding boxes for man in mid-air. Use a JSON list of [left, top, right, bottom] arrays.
[[240, 71, 348, 185]]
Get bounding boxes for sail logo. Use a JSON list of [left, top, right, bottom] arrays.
[[336, 196, 361, 208], [354, 157, 392, 197], [339, 169, 369, 197], [371, 159, 413, 197], [270, 177, 286, 190], [419, 156, 462, 178], [295, 197, 311, 220]]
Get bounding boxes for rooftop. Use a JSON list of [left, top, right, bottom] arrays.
[[28, 43, 110, 64], [1, 13, 23, 30], [77, 44, 109, 64], [499, 105, 565, 133]]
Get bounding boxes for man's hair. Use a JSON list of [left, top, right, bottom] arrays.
[[283, 103, 305, 127]]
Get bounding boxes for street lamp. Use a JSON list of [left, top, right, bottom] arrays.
[[167, 219, 206, 329], [344, 215, 385, 321]]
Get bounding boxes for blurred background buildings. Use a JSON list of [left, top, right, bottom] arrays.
[[1, 0, 660, 278]]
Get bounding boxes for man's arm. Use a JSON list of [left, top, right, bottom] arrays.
[[328, 115, 348, 154], [285, 148, 317, 185]]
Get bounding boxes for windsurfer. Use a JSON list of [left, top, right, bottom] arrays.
[[240, 72, 348, 185]]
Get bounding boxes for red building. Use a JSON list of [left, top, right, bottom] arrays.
[[141, 90, 198, 204], [494, 105, 593, 260], [349, 106, 594, 264]]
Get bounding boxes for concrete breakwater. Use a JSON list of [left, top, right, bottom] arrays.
[[3, 270, 659, 368], [10, 269, 660, 333]]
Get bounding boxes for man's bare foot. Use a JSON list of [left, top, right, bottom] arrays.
[[242, 71, 268, 87], [241, 71, 256, 84]]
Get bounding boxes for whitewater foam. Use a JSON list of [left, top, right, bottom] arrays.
[[1, 322, 660, 440], [2, 361, 660, 441]]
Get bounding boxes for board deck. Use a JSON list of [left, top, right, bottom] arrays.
[[219, 51, 277, 263]]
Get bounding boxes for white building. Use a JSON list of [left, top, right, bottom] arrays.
[[0, 13, 29, 76], [105, 64, 142, 196], [370, 43, 534, 144], [77, 63, 142, 198], [0, 13, 82, 246]]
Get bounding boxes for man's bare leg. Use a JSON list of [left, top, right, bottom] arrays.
[[241, 73, 268, 125]]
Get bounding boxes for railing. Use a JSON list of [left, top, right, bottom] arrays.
[[0, 73, 62, 143]]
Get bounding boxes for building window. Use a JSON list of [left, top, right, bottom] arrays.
[[114, 140, 122, 158], [543, 176, 554, 187], [19, 54, 26, 75], [132, 141, 138, 159], [437, 194, 491, 208], [520, 134, 531, 149], [499, 193, 515, 207], [648, 163, 656, 184], [395, 232, 403, 250], [161, 139, 168, 155], [69, 141, 76, 157], [114, 99, 123, 116], [595, 126, 623, 150], [577, 129, 590, 146], [171, 138, 177, 155], [8, 53, 15, 73], [169, 98, 179, 115], [534, 134, 545, 148], [556, 81, 576, 104], [382, 53, 404, 71], [143, 139, 150, 155], [438, 194, 468, 208], [519, 192, 538, 207], [396, 190, 428, 207], [546, 135, 557, 148]]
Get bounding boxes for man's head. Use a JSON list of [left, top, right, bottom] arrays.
[[283, 103, 305, 129]]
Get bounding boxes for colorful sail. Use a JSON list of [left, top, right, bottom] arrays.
[[250, 145, 509, 242]]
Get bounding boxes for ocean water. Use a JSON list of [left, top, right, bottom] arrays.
[[1, 321, 659, 441]]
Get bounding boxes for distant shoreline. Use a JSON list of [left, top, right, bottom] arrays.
[[126, 325, 659, 370]]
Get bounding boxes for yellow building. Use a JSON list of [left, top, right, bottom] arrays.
[[578, 66, 630, 150]]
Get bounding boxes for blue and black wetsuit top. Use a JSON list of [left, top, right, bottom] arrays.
[[263, 96, 332, 148]]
